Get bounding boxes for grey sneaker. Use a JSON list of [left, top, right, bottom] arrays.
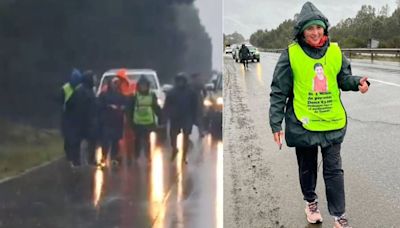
[[333, 214, 351, 228], [305, 201, 323, 224]]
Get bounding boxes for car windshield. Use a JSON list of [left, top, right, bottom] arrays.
[[102, 73, 158, 90], [211, 74, 222, 90], [216, 76, 222, 90]]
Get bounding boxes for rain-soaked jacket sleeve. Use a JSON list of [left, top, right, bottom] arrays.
[[337, 54, 365, 91], [269, 50, 293, 133]]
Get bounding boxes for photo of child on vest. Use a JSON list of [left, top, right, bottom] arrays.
[[313, 63, 328, 92]]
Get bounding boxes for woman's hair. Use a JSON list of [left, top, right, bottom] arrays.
[[314, 63, 323, 70]]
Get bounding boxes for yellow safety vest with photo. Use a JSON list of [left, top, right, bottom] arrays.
[[288, 42, 346, 131]]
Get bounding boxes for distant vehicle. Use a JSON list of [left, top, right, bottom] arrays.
[[203, 72, 222, 137], [225, 47, 233, 54], [97, 69, 166, 108], [225, 45, 233, 54], [234, 44, 260, 63], [232, 44, 239, 59]]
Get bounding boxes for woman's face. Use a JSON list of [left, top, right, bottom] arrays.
[[139, 83, 149, 92], [315, 66, 324, 78], [303, 25, 324, 46]]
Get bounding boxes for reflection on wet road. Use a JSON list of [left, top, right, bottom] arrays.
[[0, 129, 222, 228]]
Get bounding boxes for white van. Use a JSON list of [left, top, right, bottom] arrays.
[[97, 69, 166, 107]]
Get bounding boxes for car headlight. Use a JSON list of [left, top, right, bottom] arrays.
[[216, 97, 223, 105], [203, 99, 213, 107]]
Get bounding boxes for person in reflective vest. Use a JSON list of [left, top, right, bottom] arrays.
[[128, 76, 161, 164], [59, 68, 83, 167], [268, 2, 369, 227]]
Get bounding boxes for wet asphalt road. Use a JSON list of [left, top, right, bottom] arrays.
[[224, 53, 400, 228], [0, 131, 223, 228]]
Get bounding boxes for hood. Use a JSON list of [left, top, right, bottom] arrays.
[[82, 73, 94, 89], [293, 2, 330, 39], [69, 68, 83, 87]]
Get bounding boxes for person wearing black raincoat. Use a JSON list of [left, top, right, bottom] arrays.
[[65, 70, 97, 167], [269, 2, 369, 227], [239, 44, 250, 69], [60, 69, 82, 167], [164, 73, 198, 164]]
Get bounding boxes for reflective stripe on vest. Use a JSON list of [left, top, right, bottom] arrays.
[[133, 93, 155, 125], [288, 42, 346, 131]]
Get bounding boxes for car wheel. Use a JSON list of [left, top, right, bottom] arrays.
[[257, 58, 260, 62], [235, 58, 238, 62]]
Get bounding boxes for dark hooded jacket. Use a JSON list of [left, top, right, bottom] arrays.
[[164, 75, 198, 128], [60, 69, 82, 136], [269, 2, 368, 148], [65, 73, 97, 139]]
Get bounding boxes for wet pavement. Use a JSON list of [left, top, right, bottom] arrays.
[[0, 131, 223, 228], [224, 53, 400, 227]]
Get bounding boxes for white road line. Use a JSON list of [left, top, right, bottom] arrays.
[[0, 157, 63, 185], [368, 78, 400, 87]]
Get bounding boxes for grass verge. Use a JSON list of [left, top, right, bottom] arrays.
[[0, 119, 62, 180]]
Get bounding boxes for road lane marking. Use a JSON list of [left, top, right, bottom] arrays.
[[367, 78, 400, 87], [0, 156, 63, 185]]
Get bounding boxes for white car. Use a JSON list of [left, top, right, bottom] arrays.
[[225, 46, 233, 54], [97, 69, 166, 107]]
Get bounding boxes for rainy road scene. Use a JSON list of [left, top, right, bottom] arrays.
[[0, 131, 223, 228], [0, 0, 222, 227], [223, 53, 400, 227]]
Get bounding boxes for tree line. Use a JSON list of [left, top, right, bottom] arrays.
[[249, 4, 400, 49], [0, 0, 211, 127]]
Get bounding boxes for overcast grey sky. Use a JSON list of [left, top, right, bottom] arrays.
[[195, 0, 223, 71], [224, 0, 398, 39]]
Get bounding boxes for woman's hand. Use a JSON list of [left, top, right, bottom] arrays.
[[359, 77, 369, 94], [273, 131, 284, 149]]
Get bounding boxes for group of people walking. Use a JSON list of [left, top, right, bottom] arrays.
[[60, 69, 204, 168]]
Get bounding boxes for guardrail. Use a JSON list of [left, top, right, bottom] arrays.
[[262, 48, 400, 61]]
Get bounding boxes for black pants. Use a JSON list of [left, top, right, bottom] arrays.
[[83, 139, 96, 165], [242, 59, 248, 68], [64, 136, 78, 164], [296, 143, 345, 217], [170, 125, 191, 160], [102, 140, 119, 161], [134, 125, 151, 159]]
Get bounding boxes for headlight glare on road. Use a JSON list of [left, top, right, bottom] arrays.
[[204, 99, 213, 107], [216, 97, 223, 105]]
